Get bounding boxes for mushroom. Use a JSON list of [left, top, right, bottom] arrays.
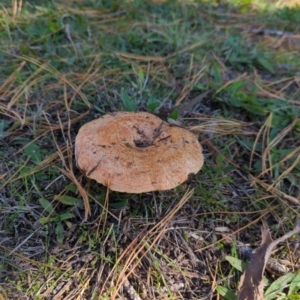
[[75, 111, 204, 193]]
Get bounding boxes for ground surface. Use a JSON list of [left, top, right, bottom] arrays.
[[0, 0, 300, 299]]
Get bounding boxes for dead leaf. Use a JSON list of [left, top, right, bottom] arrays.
[[238, 220, 300, 300], [0, 173, 6, 180], [176, 90, 211, 116]]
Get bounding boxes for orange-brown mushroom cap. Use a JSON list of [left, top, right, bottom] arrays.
[[75, 111, 204, 193]]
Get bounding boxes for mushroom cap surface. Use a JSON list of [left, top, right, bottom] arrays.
[[75, 111, 204, 193]]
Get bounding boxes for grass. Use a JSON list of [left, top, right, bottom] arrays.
[[0, 0, 300, 299]]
